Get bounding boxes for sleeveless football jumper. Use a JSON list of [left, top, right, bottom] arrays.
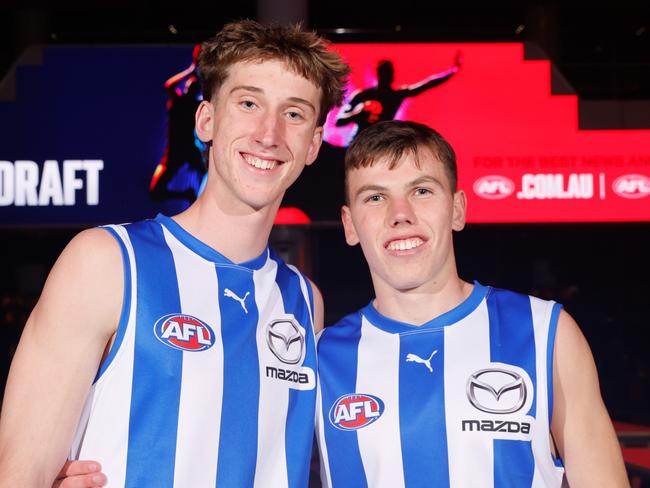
[[316, 282, 566, 487], [70, 214, 317, 488]]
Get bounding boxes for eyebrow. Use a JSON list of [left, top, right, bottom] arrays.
[[229, 86, 316, 113], [353, 184, 388, 201], [408, 176, 445, 188], [353, 176, 446, 200], [230, 85, 263, 95]]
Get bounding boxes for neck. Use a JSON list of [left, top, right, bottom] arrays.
[[372, 275, 473, 326], [172, 188, 280, 264]]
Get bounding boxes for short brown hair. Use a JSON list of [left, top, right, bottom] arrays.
[[344, 120, 458, 202], [198, 19, 350, 126]]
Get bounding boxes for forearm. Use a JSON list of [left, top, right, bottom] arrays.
[[560, 406, 628, 487], [0, 330, 94, 486]]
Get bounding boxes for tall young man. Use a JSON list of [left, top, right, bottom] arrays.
[[316, 120, 628, 487], [0, 20, 348, 487]]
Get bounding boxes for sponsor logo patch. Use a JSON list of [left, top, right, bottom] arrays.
[[329, 393, 384, 431], [266, 318, 304, 365], [461, 365, 534, 437], [153, 313, 215, 352], [466, 367, 527, 414]]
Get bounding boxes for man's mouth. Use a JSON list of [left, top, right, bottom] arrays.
[[242, 153, 280, 170], [386, 237, 424, 251]]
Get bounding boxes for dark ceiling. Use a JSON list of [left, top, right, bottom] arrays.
[[1, 2, 649, 99]]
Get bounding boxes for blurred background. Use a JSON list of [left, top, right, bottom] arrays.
[[1, 0, 649, 483]]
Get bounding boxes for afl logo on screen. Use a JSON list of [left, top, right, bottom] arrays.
[[612, 174, 650, 199], [329, 393, 384, 431], [473, 175, 515, 199], [153, 314, 215, 352]]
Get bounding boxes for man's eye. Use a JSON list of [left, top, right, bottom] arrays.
[[241, 100, 257, 109], [415, 188, 432, 196], [365, 194, 384, 203], [287, 111, 304, 120]]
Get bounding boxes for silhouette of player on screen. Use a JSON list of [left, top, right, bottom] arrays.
[[150, 45, 207, 202], [336, 53, 462, 135]]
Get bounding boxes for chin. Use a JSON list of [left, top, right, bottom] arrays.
[[386, 275, 428, 292]]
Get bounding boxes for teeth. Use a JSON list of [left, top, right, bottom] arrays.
[[387, 238, 424, 251], [244, 154, 277, 170]]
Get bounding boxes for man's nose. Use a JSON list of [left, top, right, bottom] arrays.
[[254, 111, 283, 148], [388, 198, 416, 227]]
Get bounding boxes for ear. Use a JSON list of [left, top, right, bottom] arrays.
[[195, 100, 214, 143], [341, 205, 360, 246], [452, 190, 467, 231], [305, 126, 323, 167]]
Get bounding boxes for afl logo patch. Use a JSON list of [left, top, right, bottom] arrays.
[[153, 313, 215, 352], [329, 393, 384, 431]]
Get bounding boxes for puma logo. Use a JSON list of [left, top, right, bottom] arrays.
[[405, 349, 438, 373], [224, 288, 250, 314]]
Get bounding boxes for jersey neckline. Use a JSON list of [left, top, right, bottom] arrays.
[[155, 213, 269, 270], [360, 281, 489, 334]]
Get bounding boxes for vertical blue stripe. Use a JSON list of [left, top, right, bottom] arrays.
[[399, 330, 449, 487], [272, 256, 317, 488], [493, 439, 534, 487], [95, 227, 132, 381], [215, 266, 260, 487], [547, 303, 562, 426], [125, 221, 182, 487], [487, 289, 536, 488], [318, 314, 368, 488]]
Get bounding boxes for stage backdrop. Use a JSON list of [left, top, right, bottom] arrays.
[[1, 43, 649, 226]]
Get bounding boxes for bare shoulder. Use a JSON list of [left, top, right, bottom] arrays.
[[552, 309, 600, 413], [307, 278, 325, 334], [554, 309, 588, 352], [34, 227, 123, 340]]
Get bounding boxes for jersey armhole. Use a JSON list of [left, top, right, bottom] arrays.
[[93, 225, 132, 383], [305, 277, 315, 325], [547, 301, 565, 467]]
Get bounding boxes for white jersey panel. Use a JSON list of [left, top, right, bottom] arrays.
[[162, 226, 224, 487], [254, 256, 290, 488], [444, 300, 494, 488], [357, 316, 405, 488]]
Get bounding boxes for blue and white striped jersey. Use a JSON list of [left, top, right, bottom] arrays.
[[70, 214, 317, 488], [316, 282, 566, 487]]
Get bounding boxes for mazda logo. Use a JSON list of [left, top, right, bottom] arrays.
[[466, 368, 527, 414], [266, 319, 304, 365]]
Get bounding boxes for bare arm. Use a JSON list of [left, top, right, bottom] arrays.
[[551, 310, 628, 487], [0, 229, 122, 487]]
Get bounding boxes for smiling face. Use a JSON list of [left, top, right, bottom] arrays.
[[195, 59, 323, 213], [342, 148, 466, 296]]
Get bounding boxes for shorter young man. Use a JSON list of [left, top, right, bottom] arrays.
[[316, 120, 628, 487]]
